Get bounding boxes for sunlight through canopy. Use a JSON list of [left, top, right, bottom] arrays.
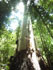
[[8, 2, 24, 31]]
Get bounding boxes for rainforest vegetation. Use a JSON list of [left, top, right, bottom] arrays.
[[0, 0, 53, 70]]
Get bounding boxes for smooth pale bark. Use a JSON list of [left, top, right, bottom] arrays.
[[18, 5, 29, 51], [18, 14, 29, 51], [17, 2, 41, 70], [18, 13, 41, 70]]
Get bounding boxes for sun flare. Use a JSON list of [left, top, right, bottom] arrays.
[[9, 2, 24, 31]]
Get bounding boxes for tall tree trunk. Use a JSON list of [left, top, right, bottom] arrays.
[[9, 4, 41, 70], [18, 16, 41, 70], [17, 3, 41, 69], [9, 1, 49, 70]]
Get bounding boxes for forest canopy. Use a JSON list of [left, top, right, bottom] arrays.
[[0, 0, 53, 70]]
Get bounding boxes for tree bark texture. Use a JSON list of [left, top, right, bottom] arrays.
[[9, 1, 49, 70]]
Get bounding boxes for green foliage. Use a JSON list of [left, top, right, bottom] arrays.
[[0, 0, 53, 70], [0, 29, 16, 70], [30, 1, 53, 67], [33, 19, 53, 68], [39, 0, 53, 12]]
